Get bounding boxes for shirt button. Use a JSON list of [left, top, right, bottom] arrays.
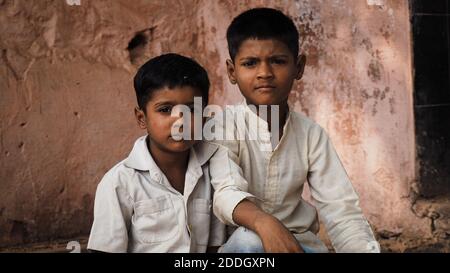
[[152, 172, 161, 181]]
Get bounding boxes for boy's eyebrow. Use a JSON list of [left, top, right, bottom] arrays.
[[238, 54, 290, 61], [153, 100, 194, 107], [270, 54, 290, 58]]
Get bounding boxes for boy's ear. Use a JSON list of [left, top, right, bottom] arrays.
[[295, 54, 307, 80], [134, 107, 147, 129], [226, 59, 237, 84]]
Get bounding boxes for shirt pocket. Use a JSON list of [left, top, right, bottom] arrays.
[[132, 195, 179, 244], [191, 198, 211, 246]]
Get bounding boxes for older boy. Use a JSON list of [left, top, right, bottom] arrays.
[[210, 8, 380, 253]]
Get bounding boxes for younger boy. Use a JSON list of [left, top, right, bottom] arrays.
[[87, 53, 246, 252], [210, 8, 380, 253]]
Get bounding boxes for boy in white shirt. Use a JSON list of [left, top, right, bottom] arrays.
[[87, 53, 250, 252], [210, 8, 380, 253]]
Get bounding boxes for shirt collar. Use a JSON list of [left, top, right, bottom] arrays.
[[240, 99, 291, 127], [124, 135, 218, 175], [239, 100, 292, 151]]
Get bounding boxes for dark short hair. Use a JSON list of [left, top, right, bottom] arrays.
[[227, 8, 299, 61], [133, 53, 210, 111]]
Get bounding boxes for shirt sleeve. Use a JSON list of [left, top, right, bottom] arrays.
[[206, 109, 256, 226], [87, 171, 133, 253], [307, 125, 380, 253], [209, 145, 256, 226]]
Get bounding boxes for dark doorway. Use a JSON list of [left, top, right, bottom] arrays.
[[411, 0, 450, 197]]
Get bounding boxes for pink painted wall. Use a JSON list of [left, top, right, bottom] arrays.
[[0, 0, 431, 247]]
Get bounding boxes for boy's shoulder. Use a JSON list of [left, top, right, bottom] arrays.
[[289, 110, 321, 129], [98, 158, 137, 190], [96, 136, 148, 190], [193, 141, 221, 166], [288, 110, 324, 135]]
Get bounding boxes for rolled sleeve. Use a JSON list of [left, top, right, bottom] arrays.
[[209, 146, 255, 226], [307, 126, 380, 253], [87, 172, 133, 253]]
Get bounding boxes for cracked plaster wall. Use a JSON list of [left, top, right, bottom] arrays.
[[0, 0, 434, 247]]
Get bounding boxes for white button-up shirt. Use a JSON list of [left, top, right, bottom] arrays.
[[209, 102, 380, 253], [87, 135, 238, 253]]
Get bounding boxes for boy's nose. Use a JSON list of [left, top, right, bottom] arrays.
[[256, 62, 274, 80]]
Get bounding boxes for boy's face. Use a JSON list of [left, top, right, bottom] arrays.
[[135, 86, 203, 154], [226, 39, 305, 106]]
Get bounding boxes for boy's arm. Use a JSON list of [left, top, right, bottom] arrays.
[[307, 125, 380, 253], [208, 109, 302, 253], [209, 146, 303, 253], [87, 172, 133, 253], [232, 200, 303, 253]]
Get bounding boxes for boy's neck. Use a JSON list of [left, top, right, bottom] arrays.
[[248, 100, 289, 134], [146, 138, 189, 194]]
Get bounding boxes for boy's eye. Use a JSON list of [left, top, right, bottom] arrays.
[[241, 59, 257, 67], [271, 58, 287, 65], [158, 106, 172, 113]]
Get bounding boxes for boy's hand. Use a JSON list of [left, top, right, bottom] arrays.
[[254, 213, 304, 253], [233, 200, 304, 253]]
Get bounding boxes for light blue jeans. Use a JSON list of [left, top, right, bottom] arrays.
[[219, 227, 323, 253]]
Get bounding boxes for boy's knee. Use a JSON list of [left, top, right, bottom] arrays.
[[221, 227, 264, 253], [238, 241, 264, 253]]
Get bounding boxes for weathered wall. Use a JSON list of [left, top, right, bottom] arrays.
[[0, 0, 431, 247]]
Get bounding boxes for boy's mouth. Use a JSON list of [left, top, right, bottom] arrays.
[[255, 85, 276, 92]]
